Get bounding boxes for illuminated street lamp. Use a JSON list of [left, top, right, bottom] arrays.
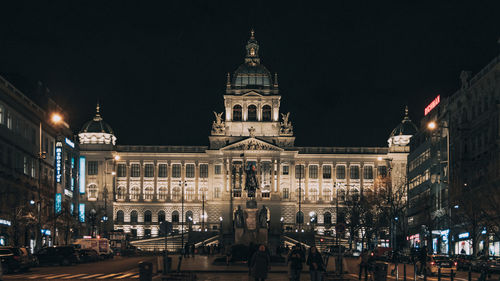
[[427, 121, 437, 130]]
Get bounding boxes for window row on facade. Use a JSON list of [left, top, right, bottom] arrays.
[[100, 162, 384, 181], [232, 104, 272, 121]]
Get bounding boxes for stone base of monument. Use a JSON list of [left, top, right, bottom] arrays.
[[234, 203, 268, 245]]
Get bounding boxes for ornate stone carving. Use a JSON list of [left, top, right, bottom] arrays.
[[280, 112, 293, 135], [211, 112, 226, 135], [223, 139, 282, 151]]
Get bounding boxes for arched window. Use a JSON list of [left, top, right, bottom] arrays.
[[158, 186, 168, 200], [130, 210, 138, 223], [116, 186, 125, 200], [172, 186, 181, 201], [172, 211, 179, 223], [116, 210, 124, 223], [88, 184, 98, 200], [296, 211, 304, 224], [144, 210, 152, 223], [186, 211, 193, 223], [130, 186, 140, 200], [144, 186, 154, 200], [338, 188, 346, 202], [262, 105, 271, 121], [324, 212, 332, 225], [350, 188, 360, 201], [323, 188, 332, 202], [233, 105, 242, 121], [248, 105, 257, 121], [158, 211, 166, 223], [309, 188, 319, 201], [185, 186, 195, 201]]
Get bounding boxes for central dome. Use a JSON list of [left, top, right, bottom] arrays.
[[231, 30, 273, 89]]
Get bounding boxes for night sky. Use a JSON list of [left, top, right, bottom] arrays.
[[1, 2, 499, 147]]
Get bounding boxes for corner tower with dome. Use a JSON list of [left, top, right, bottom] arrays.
[[76, 31, 415, 250]]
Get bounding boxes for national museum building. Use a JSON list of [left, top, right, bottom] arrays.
[[78, 32, 415, 239]]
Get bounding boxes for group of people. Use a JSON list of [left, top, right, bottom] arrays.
[[245, 243, 325, 281], [183, 243, 222, 257]]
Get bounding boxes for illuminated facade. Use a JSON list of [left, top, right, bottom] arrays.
[[78, 32, 414, 241]]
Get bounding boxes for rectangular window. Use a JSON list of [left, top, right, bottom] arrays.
[[158, 164, 168, 178], [214, 187, 220, 198], [350, 166, 360, 179], [363, 166, 373, 179], [131, 164, 140, 177], [378, 166, 387, 177], [336, 165, 346, 179], [117, 164, 127, 177], [283, 188, 289, 199], [7, 112, 12, 129], [185, 164, 195, 178], [322, 165, 331, 179], [309, 165, 318, 179], [295, 165, 305, 179], [214, 165, 222, 175], [200, 164, 208, 178], [23, 156, 28, 175], [172, 164, 181, 178], [282, 165, 289, 175], [144, 164, 154, 178], [88, 161, 98, 175]]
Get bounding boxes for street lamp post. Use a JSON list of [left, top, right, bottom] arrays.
[[298, 164, 303, 231], [201, 178, 206, 231], [427, 120, 451, 254], [179, 180, 186, 254]]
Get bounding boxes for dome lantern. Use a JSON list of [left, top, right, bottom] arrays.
[[79, 102, 117, 145]]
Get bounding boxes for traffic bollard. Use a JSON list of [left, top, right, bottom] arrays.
[[396, 263, 399, 281], [437, 266, 441, 281], [138, 261, 153, 281], [423, 267, 427, 281], [468, 265, 472, 281], [403, 263, 406, 281], [177, 256, 182, 273], [413, 263, 417, 281], [450, 269, 454, 281]]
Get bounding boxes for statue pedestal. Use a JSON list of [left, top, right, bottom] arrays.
[[234, 204, 268, 245]]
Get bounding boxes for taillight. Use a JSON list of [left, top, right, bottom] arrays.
[[430, 261, 435, 265], [454, 262, 457, 266]]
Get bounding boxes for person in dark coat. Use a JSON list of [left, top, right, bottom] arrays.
[[250, 244, 271, 281], [307, 246, 324, 281], [248, 242, 257, 275], [288, 244, 305, 281]]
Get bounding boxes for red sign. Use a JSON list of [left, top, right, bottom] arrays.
[[424, 95, 440, 116]]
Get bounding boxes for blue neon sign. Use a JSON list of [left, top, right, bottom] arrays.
[[79, 204, 85, 222], [55, 193, 62, 214], [65, 138, 75, 148], [79, 157, 86, 194], [55, 147, 62, 183]]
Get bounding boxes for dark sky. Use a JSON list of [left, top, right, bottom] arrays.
[[1, 1, 499, 147]]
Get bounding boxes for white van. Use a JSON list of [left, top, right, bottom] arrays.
[[74, 238, 113, 259]]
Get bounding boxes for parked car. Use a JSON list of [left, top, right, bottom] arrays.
[[344, 249, 361, 257], [325, 245, 346, 255], [77, 249, 99, 263], [454, 254, 473, 270], [471, 256, 498, 272], [35, 246, 79, 266], [488, 257, 500, 273], [425, 255, 457, 276], [0, 247, 31, 273]]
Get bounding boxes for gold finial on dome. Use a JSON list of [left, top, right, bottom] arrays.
[[250, 29, 255, 39], [93, 101, 103, 121]]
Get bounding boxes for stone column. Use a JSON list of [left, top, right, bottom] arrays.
[[167, 160, 172, 201], [153, 160, 158, 201], [195, 161, 199, 201], [304, 163, 309, 201], [319, 162, 323, 201], [290, 161, 296, 200], [126, 161, 131, 201], [140, 160, 144, 201]]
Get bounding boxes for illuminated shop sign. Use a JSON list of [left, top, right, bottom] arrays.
[[64, 189, 73, 198], [70, 203, 74, 215], [424, 95, 440, 116], [458, 232, 469, 239], [55, 193, 62, 213], [55, 146, 62, 183], [79, 157, 86, 194], [0, 219, 11, 226], [65, 138, 75, 148], [79, 204, 85, 222]]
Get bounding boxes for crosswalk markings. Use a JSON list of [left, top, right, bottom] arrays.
[[97, 273, 122, 279], [80, 273, 105, 279], [28, 274, 54, 279], [44, 273, 72, 279], [113, 272, 135, 279], [62, 273, 87, 279]]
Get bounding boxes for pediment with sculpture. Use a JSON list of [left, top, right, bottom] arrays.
[[221, 137, 284, 151]]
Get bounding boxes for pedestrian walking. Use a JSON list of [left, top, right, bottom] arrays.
[[359, 249, 369, 280], [307, 246, 324, 281], [390, 249, 399, 276], [418, 246, 427, 276], [250, 244, 271, 281], [288, 244, 305, 281]]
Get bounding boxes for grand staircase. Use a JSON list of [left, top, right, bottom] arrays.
[[129, 232, 219, 252]]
